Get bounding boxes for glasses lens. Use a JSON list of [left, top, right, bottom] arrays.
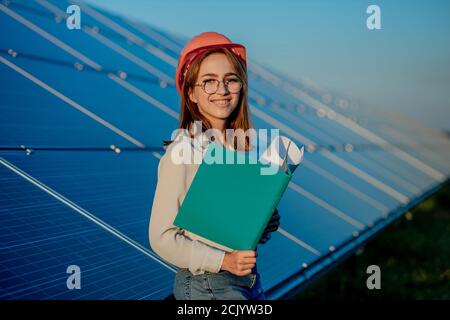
[[202, 79, 243, 94], [203, 80, 218, 94], [227, 79, 242, 93]]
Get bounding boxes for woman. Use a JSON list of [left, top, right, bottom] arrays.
[[149, 32, 280, 300]]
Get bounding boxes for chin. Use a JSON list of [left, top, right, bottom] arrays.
[[200, 105, 237, 122], [213, 110, 233, 119], [206, 107, 232, 117]]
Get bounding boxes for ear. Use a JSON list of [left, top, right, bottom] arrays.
[[188, 87, 198, 104]]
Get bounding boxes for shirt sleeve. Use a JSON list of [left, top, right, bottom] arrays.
[[148, 149, 226, 275]]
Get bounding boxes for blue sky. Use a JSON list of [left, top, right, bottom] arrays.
[[85, 0, 450, 132]]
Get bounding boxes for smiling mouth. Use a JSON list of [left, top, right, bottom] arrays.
[[211, 99, 231, 106]]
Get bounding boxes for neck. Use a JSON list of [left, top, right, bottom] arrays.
[[209, 118, 226, 133], [208, 119, 227, 144]]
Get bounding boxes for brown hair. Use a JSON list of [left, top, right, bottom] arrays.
[[163, 48, 253, 151]]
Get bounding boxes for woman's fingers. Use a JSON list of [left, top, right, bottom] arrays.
[[268, 212, 280, 225], [237, 255, 256, 271], [267, 222, 279, 229], [259, 233, 271, 244], [236, 269, 253, 276], [267, 220, 280, 228], [265, 223, 279, 232], [268, 214, 280, 224], [242, 257, 257, 264], [236, 259, 255, 273], [225, 251, 258, 276], [258, 211, 280, 244], [267, 217, 280, 226], [239, 250, 257, 258], [240, 263, 256, 269]]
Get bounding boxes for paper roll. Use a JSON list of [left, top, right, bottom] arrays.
[[259, 136, 304, 174]]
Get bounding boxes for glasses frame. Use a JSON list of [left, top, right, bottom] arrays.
[[194, 78, 243, 94]]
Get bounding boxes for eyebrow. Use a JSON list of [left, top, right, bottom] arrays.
[[200, 72, 238, 78]]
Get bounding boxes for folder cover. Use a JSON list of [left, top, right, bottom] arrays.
[[173, 141, 294, 250]]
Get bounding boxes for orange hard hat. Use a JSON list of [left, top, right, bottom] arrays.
[[175, 31, 247, 96]]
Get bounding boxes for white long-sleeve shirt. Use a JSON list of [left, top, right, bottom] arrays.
[[148, 129, 235, 275]]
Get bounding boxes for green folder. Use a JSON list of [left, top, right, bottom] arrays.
[[173, 141, 293, 250]]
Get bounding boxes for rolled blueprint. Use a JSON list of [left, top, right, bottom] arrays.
[[259, 135, 304, 174]]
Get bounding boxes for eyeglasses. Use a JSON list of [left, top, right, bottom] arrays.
[[194, 78, 243, 94]]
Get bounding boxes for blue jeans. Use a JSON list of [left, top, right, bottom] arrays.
[[173, 267, 266, 300]]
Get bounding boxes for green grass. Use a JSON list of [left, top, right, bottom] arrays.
[[295, 181, 450, 300]]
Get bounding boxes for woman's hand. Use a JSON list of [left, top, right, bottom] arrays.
[[258, 208, 281, 244], [220, 250, 257, 276]]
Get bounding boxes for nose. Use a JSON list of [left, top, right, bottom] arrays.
[[216, 80, 229, 95]]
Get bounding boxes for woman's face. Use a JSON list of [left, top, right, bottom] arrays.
[[189, 52, 240, 127]]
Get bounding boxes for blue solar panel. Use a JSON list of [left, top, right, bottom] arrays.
[[0, 61, 139, 148], [1, 0, 449, 300], [0, 155, 175, 299]]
